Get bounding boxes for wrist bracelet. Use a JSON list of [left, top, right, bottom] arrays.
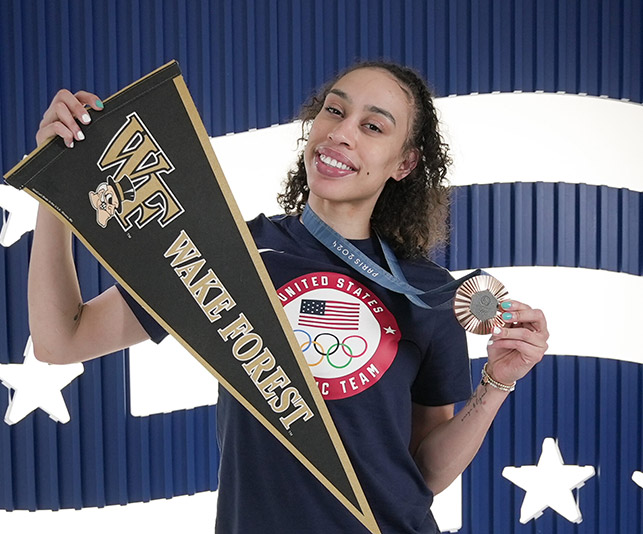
[[481, 362, 516, 393]]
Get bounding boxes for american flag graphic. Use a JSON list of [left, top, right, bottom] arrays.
[[298, 299, 360, 330]]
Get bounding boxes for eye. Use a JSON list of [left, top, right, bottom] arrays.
[[324, 106, 343, 116], [364, 123, 382, 133], [105, 193, 114, 205]]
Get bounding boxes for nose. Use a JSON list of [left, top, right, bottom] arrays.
[[328, 118, 357, 147]]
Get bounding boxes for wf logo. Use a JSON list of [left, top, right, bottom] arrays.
[[89, 112, 184, 231]]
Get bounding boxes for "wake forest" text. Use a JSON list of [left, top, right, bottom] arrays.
[[164, 229, 314, 431]]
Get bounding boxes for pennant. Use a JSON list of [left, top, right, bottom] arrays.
[[4, 61, 380, 533]]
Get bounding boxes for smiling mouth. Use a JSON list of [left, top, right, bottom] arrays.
[[318, 153, 357, 172]]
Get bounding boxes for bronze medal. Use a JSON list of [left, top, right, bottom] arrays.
[[453, 274, 509, 334]]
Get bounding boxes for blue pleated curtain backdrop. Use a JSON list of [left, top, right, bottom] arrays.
[[1, 1, 642, 533]]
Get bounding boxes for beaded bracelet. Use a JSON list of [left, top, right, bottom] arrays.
[[481, 362, 516, 393]]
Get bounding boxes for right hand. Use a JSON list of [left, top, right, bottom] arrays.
[[36, 89, 104, 148]]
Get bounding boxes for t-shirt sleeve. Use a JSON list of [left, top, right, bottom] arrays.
[[115, 284, 168, 344], [411, 307, 472, 406]]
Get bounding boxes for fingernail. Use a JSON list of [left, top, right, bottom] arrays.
[[96, 99, 104, 109], [493, 326, 502, 335], [76, 130, 85, 141], [67, 140, 74, 148], [502, 312, 513, 321], [487, 339, 494, 346], [501, 301, 512, 310], [81, 113, 91, 124]]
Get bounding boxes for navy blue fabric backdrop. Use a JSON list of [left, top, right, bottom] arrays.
[[1, 1, 642, 533]]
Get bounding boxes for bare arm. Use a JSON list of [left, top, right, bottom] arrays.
[[411, 383, 510, 495], [28, 90, 150, 364], [411, 301, 549, 495]]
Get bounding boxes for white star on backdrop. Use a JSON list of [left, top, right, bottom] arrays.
[[0, 337, 84, 425], [502, 437, 595, 524], [633, 471, 643, 489], [0, 184, 39, 247], [383, 326, 396, 335]]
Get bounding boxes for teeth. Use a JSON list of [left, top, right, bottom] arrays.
[[319, 153, 354, 171]]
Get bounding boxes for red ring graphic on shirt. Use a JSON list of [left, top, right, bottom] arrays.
[[341, 335, 368, 357], [278, 272, 401, 400]]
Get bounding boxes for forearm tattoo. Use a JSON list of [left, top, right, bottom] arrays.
[[459, 385, 488, 422]]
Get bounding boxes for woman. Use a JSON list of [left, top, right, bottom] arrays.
[[29, 61, 548, 533]]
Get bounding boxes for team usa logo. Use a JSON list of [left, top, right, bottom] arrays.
[[278, 272, 400, 400], [88, 112, 184, 231]]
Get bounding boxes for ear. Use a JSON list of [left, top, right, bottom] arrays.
[[391, 148, 419, 182], [89, 191, 99, 209]]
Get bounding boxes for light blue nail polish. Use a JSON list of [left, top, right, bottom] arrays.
[[502, 312, 513, 321], [96, 99, 104, 109], [501, 301, 512, 310]]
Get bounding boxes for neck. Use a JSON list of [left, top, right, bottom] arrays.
[[306, 196, 374, 239]]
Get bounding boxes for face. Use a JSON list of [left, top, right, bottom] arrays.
[[89, 183, 119, 227], [304, 68, 418, 213]]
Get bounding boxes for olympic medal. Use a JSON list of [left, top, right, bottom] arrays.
[[453, 275, 509, 334]]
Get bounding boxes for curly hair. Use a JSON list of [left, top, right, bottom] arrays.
[[277, 60, 452, 259]]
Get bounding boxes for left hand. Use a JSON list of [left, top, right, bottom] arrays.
[[486, 300, 549, 386]]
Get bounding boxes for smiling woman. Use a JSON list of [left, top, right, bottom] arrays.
[[25, 59, 548, 534], [278, 61, 453, 259], [302, 68, 418, 239], [213, 61, 548, 533]]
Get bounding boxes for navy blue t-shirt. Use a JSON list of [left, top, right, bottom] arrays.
[[119, 214, 472, 533]]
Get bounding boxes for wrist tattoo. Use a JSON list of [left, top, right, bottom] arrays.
[[459, 385, 488, 422]]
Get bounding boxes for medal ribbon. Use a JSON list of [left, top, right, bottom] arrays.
[[301, 204, 482, 309]]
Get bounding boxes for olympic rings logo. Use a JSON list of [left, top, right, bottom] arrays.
[[294, 329, 369, 369]]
